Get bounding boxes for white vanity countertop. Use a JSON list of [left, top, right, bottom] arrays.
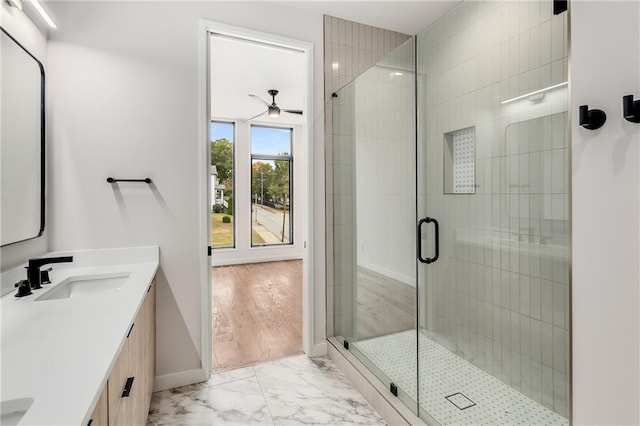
[[0, 246, 159, 425]]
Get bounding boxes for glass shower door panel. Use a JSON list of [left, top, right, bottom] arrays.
[[331, 37, 418, 413], [416, 1, 570, 424]]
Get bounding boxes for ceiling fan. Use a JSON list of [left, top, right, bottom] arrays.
[[244, 89, 303, 122]]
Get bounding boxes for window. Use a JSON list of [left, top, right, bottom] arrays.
[[250, 125, 293, 246], [210, 121, 235, 249]]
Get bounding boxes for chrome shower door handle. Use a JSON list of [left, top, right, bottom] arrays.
[[417, 217, 439, 264]]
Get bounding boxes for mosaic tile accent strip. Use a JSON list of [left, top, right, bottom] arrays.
[[353, 330, 568, 425]]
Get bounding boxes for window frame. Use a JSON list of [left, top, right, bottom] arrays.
[[210, 120, 236, 250], [250, 124, 294, 247]]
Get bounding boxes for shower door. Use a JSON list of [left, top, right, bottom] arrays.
[[332, 1, 571, 423], [416, 0, 571, 424], [331, 37, 420, 414]]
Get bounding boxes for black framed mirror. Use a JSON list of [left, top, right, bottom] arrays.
[[0, 27, 45, 247]]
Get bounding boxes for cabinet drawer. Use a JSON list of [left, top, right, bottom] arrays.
[[107, 333, 131, 423], [109, 280, 155, 425], [104, 277, 156, 426], [88, 385, 108, 426]]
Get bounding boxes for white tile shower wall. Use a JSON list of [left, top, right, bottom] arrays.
[[324, 16, 410, 102], [417, 0, 569, 418], [331, 81, 357, 338], [324, 15, 410, 339]]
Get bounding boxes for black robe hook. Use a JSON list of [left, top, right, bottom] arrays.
[[623, 95, 640, 123], [579, 105, 606, 130]]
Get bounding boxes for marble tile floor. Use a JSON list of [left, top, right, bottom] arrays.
[[148, 354, 386, 425]]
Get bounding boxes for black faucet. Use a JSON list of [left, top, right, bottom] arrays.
[[27, 256, 74, 289], [15, 256, 74, 298]]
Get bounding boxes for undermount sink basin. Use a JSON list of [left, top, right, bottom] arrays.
[[35, 273, 131, 301], [1, 398, 34, 426]]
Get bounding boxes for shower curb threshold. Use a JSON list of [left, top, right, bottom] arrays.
[[327, 337, 431, 426]]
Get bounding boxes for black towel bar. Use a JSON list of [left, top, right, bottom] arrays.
[[106, 177, 152, 183]]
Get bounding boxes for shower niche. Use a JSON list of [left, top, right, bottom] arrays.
[[444, 127, 476, 194], [330, 0, 571, 424]]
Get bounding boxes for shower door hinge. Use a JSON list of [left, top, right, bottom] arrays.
[[553, 0, 567, 15], [390, 383, 398, 397], [208, 246, 212, 256], [343, 340, 349, 350]]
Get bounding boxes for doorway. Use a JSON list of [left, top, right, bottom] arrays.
[[212, 260, 302, 371], [201, 22, 313, 373]]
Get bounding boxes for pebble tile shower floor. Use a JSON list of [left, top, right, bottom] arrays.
[[353, 330, 568, 425]]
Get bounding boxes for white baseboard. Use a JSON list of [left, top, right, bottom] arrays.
[[153, 368, 209, 392], [308, 341, 328, 357], [357, 260, 416, 287]]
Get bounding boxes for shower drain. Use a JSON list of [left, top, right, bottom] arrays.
[[445, 392, 476, 410]]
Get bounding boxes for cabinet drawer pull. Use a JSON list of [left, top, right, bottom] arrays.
[[122, 377, 134, 397], [127, 323, 134, 338]]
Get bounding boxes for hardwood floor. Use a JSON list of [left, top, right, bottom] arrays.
[[356, 267, 415, 340], [212, 260, 302, 372]]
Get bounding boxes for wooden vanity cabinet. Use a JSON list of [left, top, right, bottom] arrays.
[[88, 279, 156, 426], [107, 334, 131, 423], [89, 386, 108, 426]]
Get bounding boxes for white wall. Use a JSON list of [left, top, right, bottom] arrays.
[[0, 4, 48, 272], [571, 1, 640, 424], [46, 1, 326, 380]]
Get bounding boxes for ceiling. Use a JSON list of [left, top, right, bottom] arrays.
[[210, 2, 460, 124], [211, 0, 460, 125], [210, 35, 306, 125], [277, 1, 461, 35], [39, 1, 462, 125]]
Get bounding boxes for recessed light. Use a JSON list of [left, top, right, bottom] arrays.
[[332, 62, 339, 71], [30, 0, 57, 29]]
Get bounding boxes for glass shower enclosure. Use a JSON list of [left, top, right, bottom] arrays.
[[331, 1, 570, 424]]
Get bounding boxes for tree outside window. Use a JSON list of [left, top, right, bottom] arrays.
[[251, 126, 293, 246], [210, 122, 235, 249]]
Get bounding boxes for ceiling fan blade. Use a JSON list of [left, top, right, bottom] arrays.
[[249, 94, 271, 108], [282, 109, 303, 115], [242, 110, 267, 123]]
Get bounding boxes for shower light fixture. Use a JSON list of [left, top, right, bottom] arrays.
[[30, 0, 57, 29], [500, 82, 567, 105], [332, 62, 339, 71]]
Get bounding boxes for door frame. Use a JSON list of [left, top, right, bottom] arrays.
[[198, 19, 314, 373]]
